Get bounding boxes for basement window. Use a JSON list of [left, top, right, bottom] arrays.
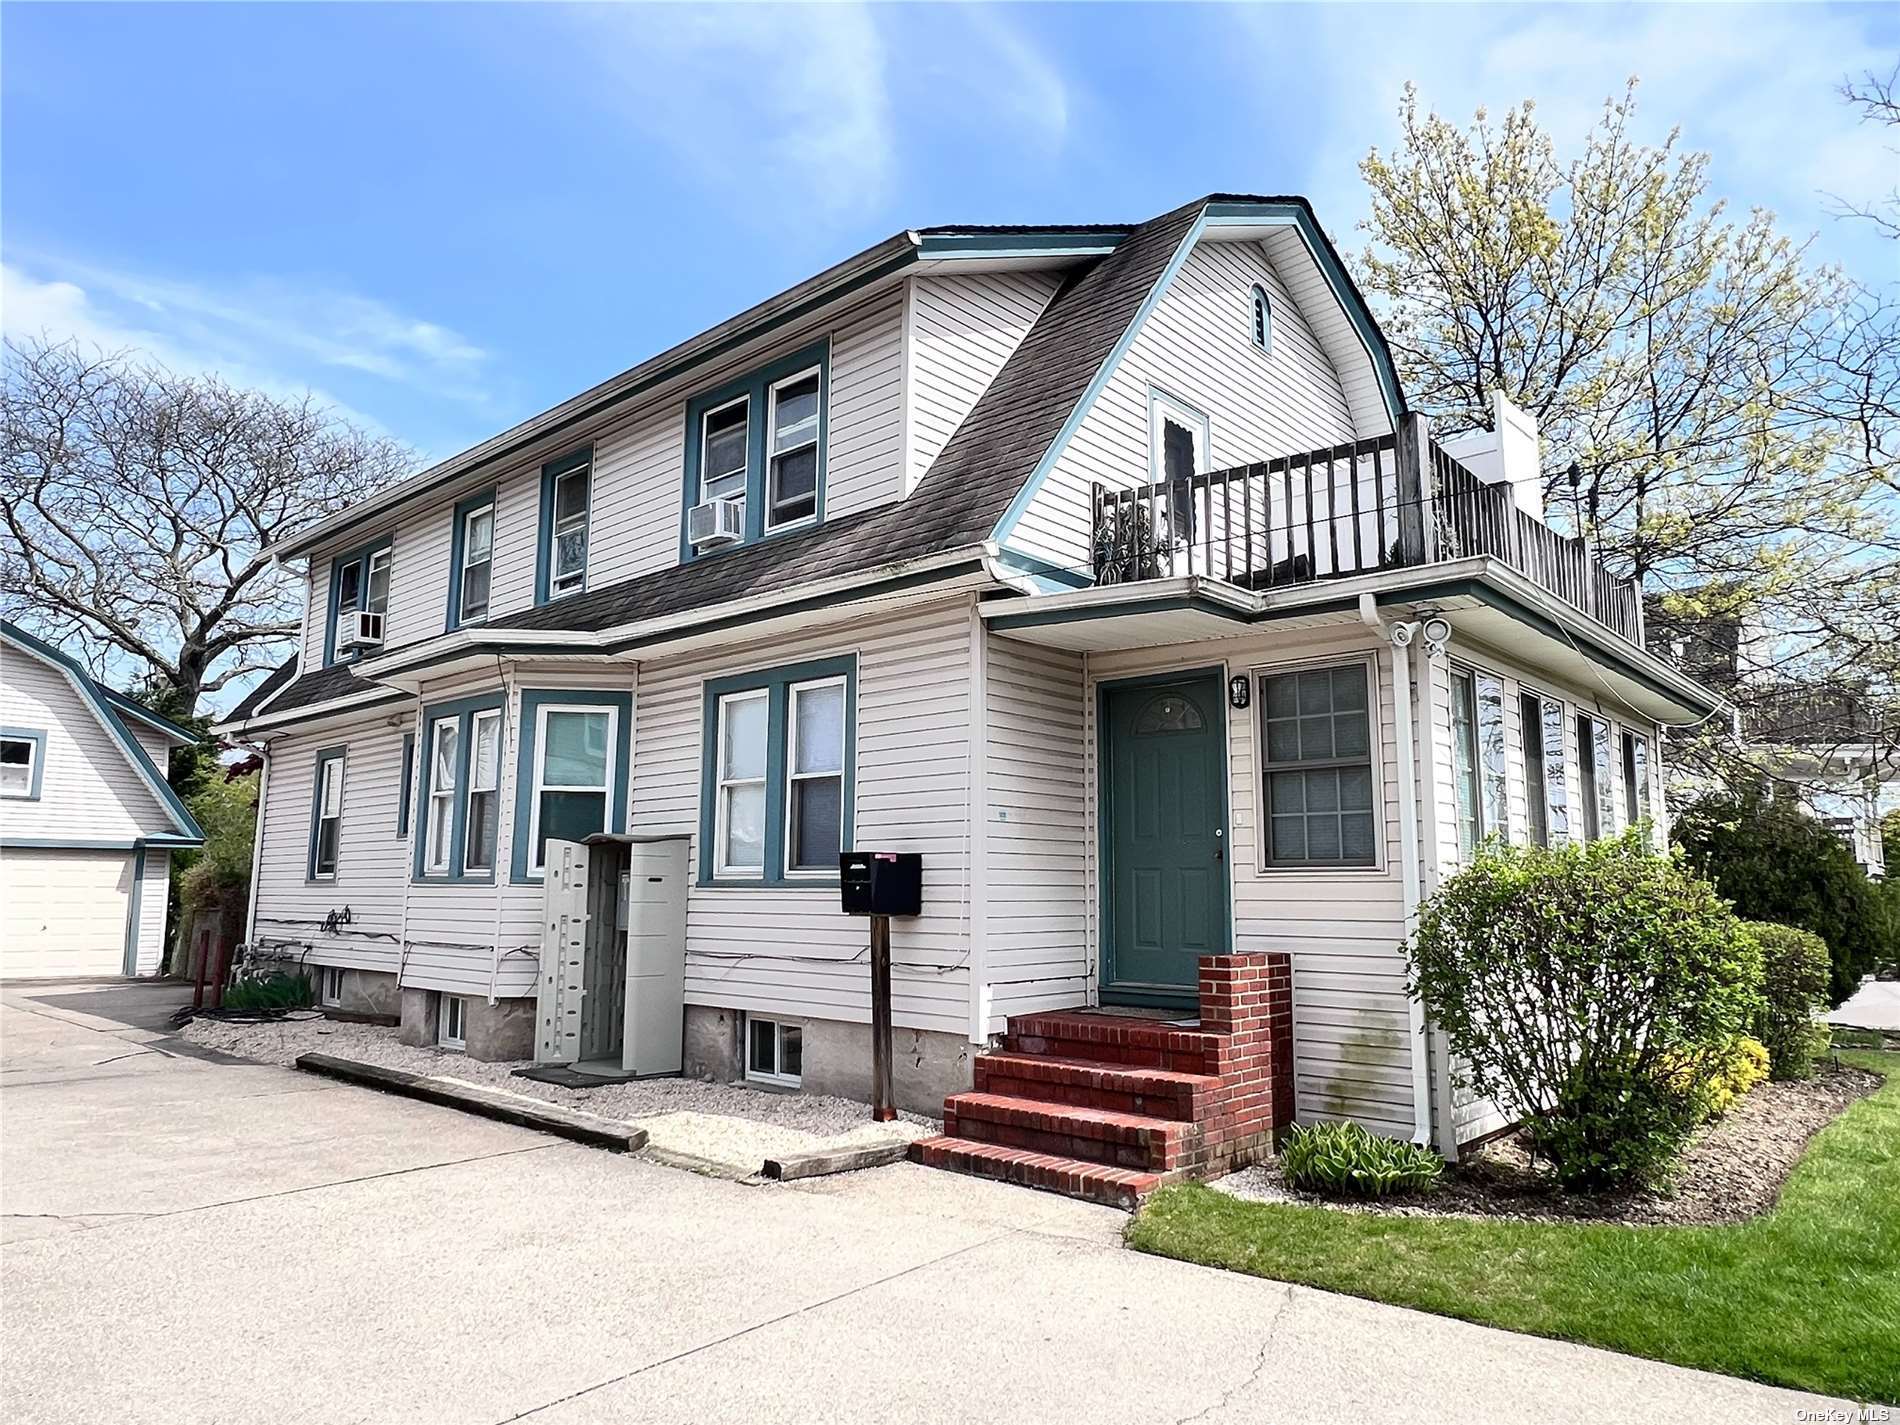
[[319, 966, 344, 1008], [438, 994, 467, 1051], [744, 1015, 802, 1087]]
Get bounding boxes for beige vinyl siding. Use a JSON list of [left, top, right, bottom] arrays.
[[1082, 621, 1415, 1136], [981, 634, 1090, 1028], [0, 645, 169, 842], [133, 851, 170, 976], [0, 849, 135, 977], [632, 596, 974, 1035], [823, 285, 906, 518], [385, 510, 454, 649], [1008, 236, 1359, 578], [251, 713, 411, 976], [301, 558, 331, 670], [907, 270, 1062, 491]]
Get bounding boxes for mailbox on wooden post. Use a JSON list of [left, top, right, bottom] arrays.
[[839, 851, 922, 1121]]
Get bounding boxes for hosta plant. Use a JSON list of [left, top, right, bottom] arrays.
[[1279, 1121, 1444, 1198]]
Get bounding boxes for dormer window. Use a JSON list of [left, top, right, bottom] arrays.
[[683, 340, 828, 558], [1250, 283, 1272, 353], [449, 490, 495, 629]]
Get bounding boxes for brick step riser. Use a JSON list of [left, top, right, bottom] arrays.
[[1001, 1034, 1216, 1075], [908, 1139, 1168, 1211], [943, 1108, 1188, 1172], [971, 1067, 1201, 1122]]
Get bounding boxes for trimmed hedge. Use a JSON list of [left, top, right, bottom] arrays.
[[1747, 920, 1835, 1080]]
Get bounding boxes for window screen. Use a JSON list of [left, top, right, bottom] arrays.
[[1261, 663, 1376, 867]]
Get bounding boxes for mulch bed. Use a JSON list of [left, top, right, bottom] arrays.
[[1217, 1059, 1881, 1227]]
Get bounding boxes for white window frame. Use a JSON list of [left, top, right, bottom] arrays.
[[458, 502, 495, 625], [699, 393, 751, 508], [1522, 686, 1570, 847], [319, 965, 344, 1008], [438, 994, 467, 1051], [764, 366, 822, 532], [549, 464, 591, 600], [714, 688, 770, 881], [1250, 283, 1273, 354], [462, 708, 502, 875], [0, 734, 40, 800], [365, 546, 392, 616], [1252, 653, 1385, 875], [1147, 388, 1210, 484], [526, 703, 619, 878], [424, 718, 458, 874], [782, 675, 847, 879], [312, 754, 345, 881], [1450, 663, 1509, 860], [1577, 712, 1615, 841], [1624, 729, 1651, 829], [743, 1013, 802, 1087]]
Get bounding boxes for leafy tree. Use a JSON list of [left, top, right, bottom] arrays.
[[1356, 84, 1899, 781], [176, 767, 260, 915], [1, 338, 412, 717], [1671, 786, 1892, 1003]]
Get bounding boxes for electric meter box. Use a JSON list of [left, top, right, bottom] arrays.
[[839, 851, 922, 917]]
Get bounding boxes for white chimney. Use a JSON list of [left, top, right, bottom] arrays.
[[1437, 390, 1545, 522]]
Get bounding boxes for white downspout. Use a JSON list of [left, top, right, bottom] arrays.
[[241, 739, 272, 949], [1360, 594, 1434, 1146], [966, 598, 991, 1044]]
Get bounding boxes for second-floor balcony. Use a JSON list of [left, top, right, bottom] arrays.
[[1089, 420, 1644, 644]]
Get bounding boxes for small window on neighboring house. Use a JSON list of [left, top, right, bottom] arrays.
[[319, 965, 344, 1008], [539, 452, 591, 603], [1260, 662, 1377, 868], [455, 499, 494, 626], [1623, 731, 1650, 828], [424, 719, 459, 874], [1451, 669, 1508, 859], [766, 369, 821, 529], [745, 1014, 802, 1086], [310, 751, 345, 880], [463, 710, 502, 874], [438, 994, 467, 1051], [1250, 283, 1272, 353], [528, 706, 615, 875], [1521, 691, 1569, 846], [701, 398, 750, 511], [0, 731, 41, 799]]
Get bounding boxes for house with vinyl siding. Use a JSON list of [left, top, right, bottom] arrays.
[[1, 621, 205, 979], [214, 194, 1725, 1202]]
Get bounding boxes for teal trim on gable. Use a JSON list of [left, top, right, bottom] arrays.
[[121, 846, 147, 976], [323, 534, 394, 667], [679, 339, 830, 564], [413, 693, 507, 884], [988, 550, 1092, 590], [534, 446, 594, 608], [697, 655, 856, 889], [914, 230, 1128, 261], [98, 688, 199, 744], [445, 488, 497, 632], [0, 621, 203, 845], [510, 689, 632, 884], [1, 725, 47, 800]]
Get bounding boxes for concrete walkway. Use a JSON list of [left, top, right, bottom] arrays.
[[1, 979, 1850, 1424]]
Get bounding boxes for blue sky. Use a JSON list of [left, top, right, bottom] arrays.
[[6, 2, 1897, 464]]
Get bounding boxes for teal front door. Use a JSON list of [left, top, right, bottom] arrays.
[[1101, 672, 1229, 1004]]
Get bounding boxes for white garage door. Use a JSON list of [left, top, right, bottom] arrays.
[[1, 849, 133, 978]]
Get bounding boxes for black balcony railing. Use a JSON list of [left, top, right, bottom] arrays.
[[1090, 416, 1644, 644]]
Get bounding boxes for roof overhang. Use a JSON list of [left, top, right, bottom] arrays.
[[981, 560, 1727, 725]]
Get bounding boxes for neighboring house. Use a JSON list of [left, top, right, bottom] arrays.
[[0, 621, 205, 978], [1648, 601, 1896, 879], [213, 194, 1721, 1195]]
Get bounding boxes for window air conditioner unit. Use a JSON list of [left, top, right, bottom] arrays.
[[687, 497, 744, 549], [338, 609, 385, 651]]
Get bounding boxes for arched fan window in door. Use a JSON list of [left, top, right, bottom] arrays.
[[1133, 692, 1206, 734]]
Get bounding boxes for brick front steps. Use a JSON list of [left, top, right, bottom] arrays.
[[910, 953, 1293, 1210]]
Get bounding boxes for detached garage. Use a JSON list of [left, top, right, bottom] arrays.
[[0, 621, 203, 979]]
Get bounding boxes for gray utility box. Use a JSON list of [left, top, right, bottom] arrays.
[[537, 834, 688, 1075]]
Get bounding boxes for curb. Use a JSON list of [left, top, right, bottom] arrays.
[[295, 1053, 648, 1152]]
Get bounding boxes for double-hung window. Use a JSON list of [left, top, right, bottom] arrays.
[[452, 494, 495, 627], [416, 696, 512, 881], [683, 342, 829, 556], [1622, 730, 1651, 828], [525, 704, 618, 876], [424, 719, 459, 874], [538, 450, 591, 603], [327, 542, 392, 664], [1450, 667, 1508, 859], [309, 749, 345, 880], [463, 710, 502, 874], [1577, 713, 1615, 840], [1259, 661, 1377, 868], [1520, 691, 1569, 846], [0, 729, 43, 799], [701, 658, 855, 884]]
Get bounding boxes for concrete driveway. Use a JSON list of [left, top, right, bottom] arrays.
[[2, 979, 1848, 1425], [1833, 977, 1900, 1033]]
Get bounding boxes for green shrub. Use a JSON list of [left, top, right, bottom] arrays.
[[1279, 1121, 1444, 1197], [1673, 788, 1892, 1005], [221, 971, 314, 1011], [1747, 920, 1834, 1080], [1409, 830, 1763, 1191], [1658, 1034, 1769, 1118]]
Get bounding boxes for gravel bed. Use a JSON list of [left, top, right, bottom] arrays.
[[1215, 1061, 1881, 1226], [181, 1015, 934, 1174]]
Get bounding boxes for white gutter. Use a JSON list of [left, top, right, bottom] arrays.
[[1359, 594, 1434, 1146]]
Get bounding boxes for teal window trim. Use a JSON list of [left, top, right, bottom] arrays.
[[397, 731, 415, 839], [533, 447, 593, 607], [0, 726, 47, 800], [306, 746, 347, 882], [509, 688, 632, 884], [445, 488, 497, 631], [697, 654, 856, 888], [323, 534, 394, 667], [679, 339, 829, 563], [1250, 283, 1272, 354], [412, 693, 505, 884]]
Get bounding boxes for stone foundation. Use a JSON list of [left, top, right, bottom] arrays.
[[397, 988, 534, 1062], [683, 1004, 973, 1117], [333, 967, 400, 1018]]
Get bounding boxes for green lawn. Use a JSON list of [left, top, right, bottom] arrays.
[[1127, 1052, 1900, 1403]]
